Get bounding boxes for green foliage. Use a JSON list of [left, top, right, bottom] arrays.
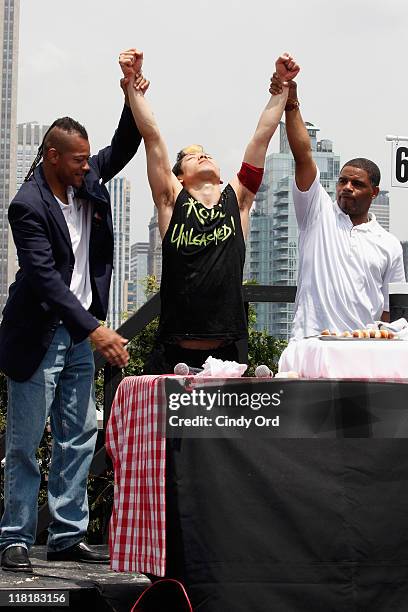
[[244, 279, 288, 375], [246, 295, 287, 375], [124, 317, 159, 376], [141, 274, 160, 298], [247, 327, 287, 376], [87, 470, 114, 543], [247, 302, 257, 331]]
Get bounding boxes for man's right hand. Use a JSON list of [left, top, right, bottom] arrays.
[[89, 326, 129, 368]]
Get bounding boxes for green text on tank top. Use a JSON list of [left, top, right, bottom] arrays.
[[158, 184, 247, 343]]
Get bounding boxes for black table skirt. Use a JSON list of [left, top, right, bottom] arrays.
[[164, 380, 408, 611]]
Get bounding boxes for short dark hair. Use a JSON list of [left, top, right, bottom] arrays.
[[24, 117, 88, 182], [172, 150, 186, 177], [341, 158, 381, 187], [43, 117, 88, 153]]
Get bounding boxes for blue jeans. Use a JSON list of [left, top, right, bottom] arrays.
[[0, 324, 97, 552]]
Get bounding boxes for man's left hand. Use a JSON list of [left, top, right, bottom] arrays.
[[119, 48, 143, 79]]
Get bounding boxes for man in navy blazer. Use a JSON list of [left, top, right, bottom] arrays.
[[0, 62, 143, 572]]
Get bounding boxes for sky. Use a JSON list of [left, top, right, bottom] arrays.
[[17, 0, 408, 244]]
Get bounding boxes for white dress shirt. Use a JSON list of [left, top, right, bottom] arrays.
[[55, 186, 92, 311]]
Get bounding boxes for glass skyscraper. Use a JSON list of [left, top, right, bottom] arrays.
[[16, 122, 49, 191], [370, 190, 390, 232], [129, 241, 149, 311], [106, 177, 131, 330], [0, 0, 19, 310], [148, 206, 162, 283]]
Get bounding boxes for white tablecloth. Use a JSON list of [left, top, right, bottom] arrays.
[[279, 338, 408, 379]]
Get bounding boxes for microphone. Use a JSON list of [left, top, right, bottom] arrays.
[[174, 362, 203, 376], [255, 364, 273, 378]]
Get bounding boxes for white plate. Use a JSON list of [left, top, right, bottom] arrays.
[[318, 335, 401, 341]]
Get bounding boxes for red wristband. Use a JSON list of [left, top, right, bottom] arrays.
[[237, 162, 264, 194]]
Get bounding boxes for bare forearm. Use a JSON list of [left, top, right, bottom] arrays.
[[126, 83, 161, 143], [283, 82, 313, 164], [285, 94, 316, 191], [255, 89, 288, 144], [244, 89, 288, 166], [285, 106, 313, 164], [126, 80, 174, 208]]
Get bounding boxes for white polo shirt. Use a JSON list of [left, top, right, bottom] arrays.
[[291, 169, 405, 340], [55, 186, 93, 311]]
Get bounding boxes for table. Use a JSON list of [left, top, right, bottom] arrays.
[[106, 375, 167, 576], [106, 375, 408, 611], [279, 337, 408, 379]]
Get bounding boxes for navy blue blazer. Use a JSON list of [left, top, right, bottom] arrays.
[[0, 105, 142, 381]]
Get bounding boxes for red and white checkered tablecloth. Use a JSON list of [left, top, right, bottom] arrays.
[[105, 375, 167, 576]]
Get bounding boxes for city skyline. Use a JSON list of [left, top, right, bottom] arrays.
[[15, 0, 408, 247], [16, 121, 49, 191], [0, 0, 19, 311], [129, 241, 149, 312], [106, 177, 131, 330]]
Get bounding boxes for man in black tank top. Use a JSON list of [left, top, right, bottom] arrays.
[[119, 48, 300, 373]]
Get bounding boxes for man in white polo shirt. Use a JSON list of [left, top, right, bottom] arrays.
[[270, 76, 405, 339]]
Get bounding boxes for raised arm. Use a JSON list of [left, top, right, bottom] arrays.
[[270, 75, 317, 192], [92, 101, 142, 184], [119, 49, 181, 235], [231, 54, 299, 215]]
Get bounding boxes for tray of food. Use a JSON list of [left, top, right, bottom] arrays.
[[319, 329, 400, 340]]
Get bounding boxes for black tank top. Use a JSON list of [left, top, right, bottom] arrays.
[[158, 184, 247, 341]]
